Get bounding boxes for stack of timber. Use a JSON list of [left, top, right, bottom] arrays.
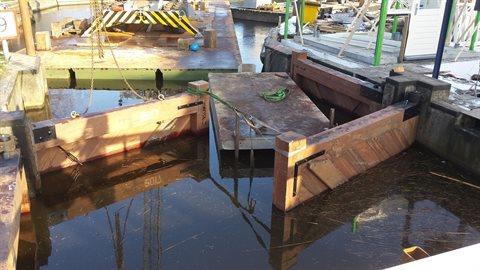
[[33, 81, 209, 173]]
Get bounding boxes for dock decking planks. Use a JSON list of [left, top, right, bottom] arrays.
[[209, 72, 330, 150]]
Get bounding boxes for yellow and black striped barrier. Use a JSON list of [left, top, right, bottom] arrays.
[[82, 10, 200, 37]]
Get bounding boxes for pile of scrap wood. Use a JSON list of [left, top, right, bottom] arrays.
[[257, 2, 283, 11], [51, 18, 88, 38], [315, 21, 347, 33]]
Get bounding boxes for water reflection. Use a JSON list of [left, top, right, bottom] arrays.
[[17, 128, 480, 270], [269, 156, 480, 270], [27, 80, 189, 121], [234, 20, 275, 72]]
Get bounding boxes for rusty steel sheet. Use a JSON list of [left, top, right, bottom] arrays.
[[209, 72, 330, 150]]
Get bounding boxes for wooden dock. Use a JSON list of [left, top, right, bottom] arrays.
[[209, 72, 330, 150]]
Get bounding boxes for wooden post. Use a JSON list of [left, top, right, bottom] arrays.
[[398, 15, 410, 63], [290, 50, 307, 81], [187, 80, 209, 134], [204, 29, 217, 48], [329, 108, 335, 128], [19, 0, 36, 56], [273, 131, 306, 211]]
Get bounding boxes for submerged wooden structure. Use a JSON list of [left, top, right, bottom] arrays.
[[32, 81, 209, 173]]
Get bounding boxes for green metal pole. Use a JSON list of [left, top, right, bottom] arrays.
[[284, 0, 291, 38], [445, 0, 457, 43], [469, 11, 480, 51], [391, 1, 401, 33], [300, 0, 305, 33], [373, 0, 389, 66]]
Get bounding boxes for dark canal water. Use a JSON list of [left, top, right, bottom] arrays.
[[16, 6, 480, 270]]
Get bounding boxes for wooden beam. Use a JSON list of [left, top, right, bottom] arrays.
[[34, 89, 209, 173], [290, 54, 382, 115], [273, 104, 418, 211]]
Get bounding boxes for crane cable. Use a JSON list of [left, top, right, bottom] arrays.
[[73, 0, 159, 118]]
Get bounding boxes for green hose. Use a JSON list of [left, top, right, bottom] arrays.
[[259, 87, 289, 102]]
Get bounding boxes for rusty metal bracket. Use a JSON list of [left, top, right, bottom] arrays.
[[33, 125, 57, 143], [177, 101, 204, 110]]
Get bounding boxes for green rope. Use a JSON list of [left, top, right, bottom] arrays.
[[186, 87, 237, 111], [186, 87, 282, 135], [259, 87, 289, 102]]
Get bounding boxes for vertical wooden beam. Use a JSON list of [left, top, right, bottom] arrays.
[[188, 80, 210, 134], [398, 15, 410, 63], [273, 131, 306, 211], [19, 0, 36, 56], [290, 50, 307, 81]]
